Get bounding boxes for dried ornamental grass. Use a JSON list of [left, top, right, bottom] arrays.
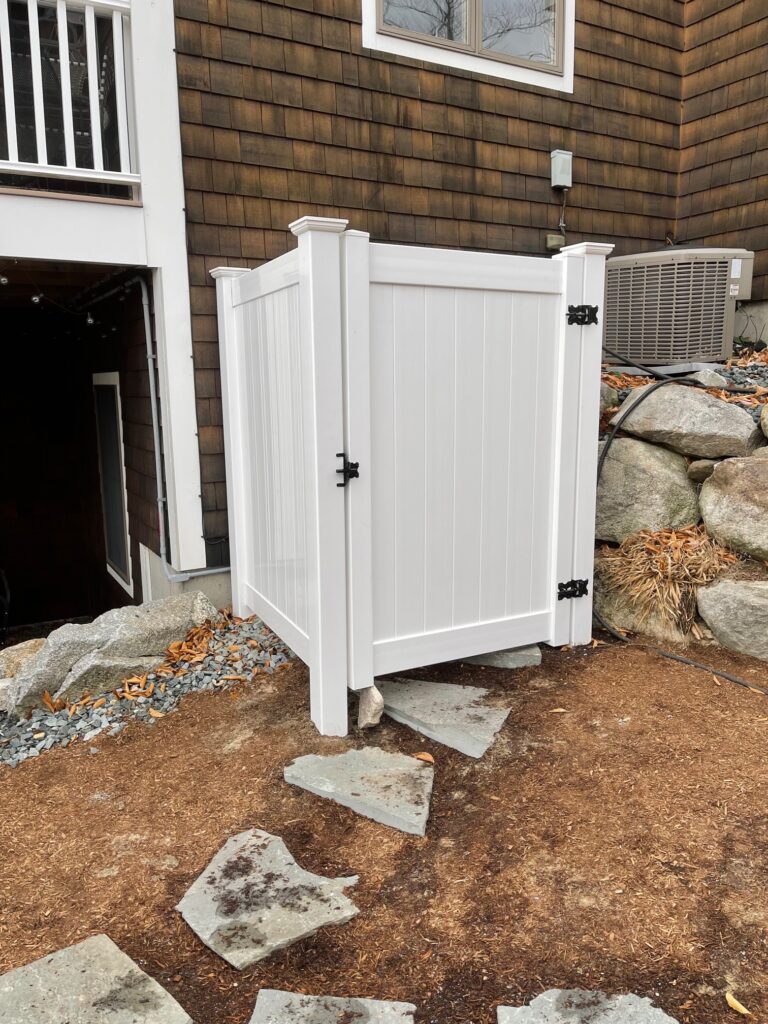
[[598, 526, 738, 636]]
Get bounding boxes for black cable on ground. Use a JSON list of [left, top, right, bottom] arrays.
[[593, 346, 768, 697]]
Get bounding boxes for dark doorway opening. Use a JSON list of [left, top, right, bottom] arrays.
[[0, 260, 143, 640]]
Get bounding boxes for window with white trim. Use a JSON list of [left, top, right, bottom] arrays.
[[362, 0, 574, 91], [92, 372, 133, 596]]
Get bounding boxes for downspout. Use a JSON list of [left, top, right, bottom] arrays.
[[81, 275, 228, 584]]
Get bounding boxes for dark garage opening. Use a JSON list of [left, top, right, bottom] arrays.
[[0, 260, 152, 642]]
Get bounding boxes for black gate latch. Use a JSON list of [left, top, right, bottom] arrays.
[[558, 579, 589, 600], [336, 452, 360, 487], [566, 305, 599, 326]]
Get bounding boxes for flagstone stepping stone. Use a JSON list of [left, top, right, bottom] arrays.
[[284, 747, 433, 835], [497, 989, 679, 1022], [176, 829, 359, 969], [377, 679, 511, 758], [249, 988, 416, 1022], [463, 644, 541, 669], [0, 934, 191, 1024]]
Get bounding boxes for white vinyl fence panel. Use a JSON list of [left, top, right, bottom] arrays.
[[215, 219, 613, 736]]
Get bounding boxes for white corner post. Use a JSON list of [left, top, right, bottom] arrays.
[[550, 241, 614, 646], [290, 216, 351, 735], [130, 0, 206, 571], [211, 268, 250, 616], [340, 229, 375, 692]]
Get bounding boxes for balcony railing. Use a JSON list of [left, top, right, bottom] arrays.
[[0, 0, 138, 191]]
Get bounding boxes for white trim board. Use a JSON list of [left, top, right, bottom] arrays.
[[92, 371, 134, 597]]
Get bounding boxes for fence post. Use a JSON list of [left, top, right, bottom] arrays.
[[340, 229, 374, 692], [550, 241, 614, 646], [290, 216, 350, 736], [211, 267, 250, 618]]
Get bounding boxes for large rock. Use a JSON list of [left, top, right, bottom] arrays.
[[593, 558, 690, 644], [0, 638, 46, 714], [611, 383, 764, 457], [700, 457, 768, 560], [697, 580, 768, 661], [176, 829, 358, 969], [0, 934, 192, 1023], [595, 438, 700, 543], [497, 989, 678, 1022], [0, 638, 45, 678], [9, 591, 218, 712], [762, 403, 768, 438]]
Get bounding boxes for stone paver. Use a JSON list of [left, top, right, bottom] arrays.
[[176, 829, 359, 969], [284, 747, 433, 835], [497, 990, 679, 1022], [249, 989, 416, 1022], [463, 645, 541, 669], [377, 679, 511, 758], [0, 934, 192, 1024]]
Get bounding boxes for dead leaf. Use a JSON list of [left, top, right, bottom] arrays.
[[549, 708, 569, 714], [91, 697, 106, 709], [413, 752, 434, 764], [148, 708, 165, 719], [726, 992, 752, 1016]]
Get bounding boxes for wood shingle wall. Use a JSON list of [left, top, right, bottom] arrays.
[[176, 0, 687, 560], [678, 0, 768, 301], [174, 0, 768, 566]]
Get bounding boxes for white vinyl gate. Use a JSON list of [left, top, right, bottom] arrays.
[[213, 217, 613, 736]]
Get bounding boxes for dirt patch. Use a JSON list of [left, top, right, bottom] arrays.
[[1, 641, 767, 1023]]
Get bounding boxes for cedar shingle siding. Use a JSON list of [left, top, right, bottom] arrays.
[[678, 0, 768, 298], [173, 0, 765, 564]]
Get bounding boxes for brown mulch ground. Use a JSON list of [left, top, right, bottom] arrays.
[[1, 641, 767, 1024]]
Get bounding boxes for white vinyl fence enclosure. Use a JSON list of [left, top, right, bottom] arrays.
[[213, 218, 613, 736]]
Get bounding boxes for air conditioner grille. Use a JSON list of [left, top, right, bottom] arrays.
[[604, 259, 730, 363]]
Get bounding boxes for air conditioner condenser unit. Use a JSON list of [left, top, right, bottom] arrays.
[[604, 247, 754, 364]]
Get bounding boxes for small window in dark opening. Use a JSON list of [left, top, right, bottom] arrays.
[[93, 374, 131, 591]]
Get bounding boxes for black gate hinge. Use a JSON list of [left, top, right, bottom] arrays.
[[558, 579, 589, 600], [567, 304, 599, 326], [336, 452, 360, 487]]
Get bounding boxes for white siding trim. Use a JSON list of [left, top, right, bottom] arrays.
[[92, 371, 134, 597]]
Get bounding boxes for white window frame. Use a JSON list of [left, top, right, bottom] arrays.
[[92, 371, 134, 596], [362, 0, 575, 92]]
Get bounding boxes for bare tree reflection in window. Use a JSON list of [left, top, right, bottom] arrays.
[[482, 0, 556, 63], [382, 0, 468, 42]]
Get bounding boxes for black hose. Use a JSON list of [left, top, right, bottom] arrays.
[[594, 346, 768, 697]]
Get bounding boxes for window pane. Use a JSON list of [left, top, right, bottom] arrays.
[[482, 0, 557, 64], [94, 384, 129, 581], [382, 0, 468, 43]]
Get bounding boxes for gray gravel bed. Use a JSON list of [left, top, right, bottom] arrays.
[[0, 618, 294, 769]]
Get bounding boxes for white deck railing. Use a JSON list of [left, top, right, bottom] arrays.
[[0, 0, 138, 188]]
